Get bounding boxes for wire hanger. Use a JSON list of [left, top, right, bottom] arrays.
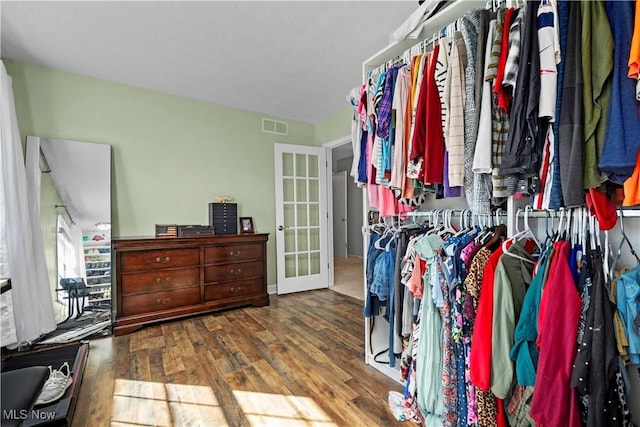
[[374, 216, 395, 250], [501, 206, 540, 264], [610, 208, 640, 279]]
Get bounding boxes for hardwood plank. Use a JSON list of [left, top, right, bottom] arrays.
[[198, 346, 251, 426], [70, 289, 405, 426], [72, 338, 115, 427]]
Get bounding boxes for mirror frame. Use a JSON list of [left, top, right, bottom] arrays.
[[30, 135, 112, 323]]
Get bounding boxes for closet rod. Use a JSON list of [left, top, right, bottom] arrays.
[[55, 204, 75, 225], [515, 208, 640, 218], [406, 209, 508, 217]]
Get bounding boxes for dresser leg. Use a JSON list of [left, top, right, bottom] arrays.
[[251, 294, 269, 307]]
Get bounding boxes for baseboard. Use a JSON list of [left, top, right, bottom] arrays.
[[347, 254, 363, 259], [267, 284, 277, 295]]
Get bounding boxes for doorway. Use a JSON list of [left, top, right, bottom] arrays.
[[332, 171, 348, 259], [327, 138, 364, 301], [274, 143, 329, 295]]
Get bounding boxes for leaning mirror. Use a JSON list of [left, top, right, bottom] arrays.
[[31, 136, 112, 337]]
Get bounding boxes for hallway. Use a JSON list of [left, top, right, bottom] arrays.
[[330, 256, 364, 301]]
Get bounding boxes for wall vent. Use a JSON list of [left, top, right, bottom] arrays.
[[262, 118, 288, 135]]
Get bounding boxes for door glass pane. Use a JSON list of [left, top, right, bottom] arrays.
[[308, 179, 319, 202], [310, 252, 320, 274], [297, 229, 308, 252], [282, 153, 294, 177], [295, 154, 307, 177], [284, 229, 295, 253], [297, 254, 309, 276], [308, 155, 319, 178], [309, 204, 319, 226], [285, 255, 296, 278], [284, 204, 295, 228], [296, 179, 307, 202], [296, 205, 307, 227], [283, 179, 294, 203], [309, 228, 320, 250]]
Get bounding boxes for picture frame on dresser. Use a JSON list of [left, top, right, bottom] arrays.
[[239, 217, 254, 234]]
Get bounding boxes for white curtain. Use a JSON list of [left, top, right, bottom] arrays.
[[0, 60, 56, 347]]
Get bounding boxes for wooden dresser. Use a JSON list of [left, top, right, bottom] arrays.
[[112, 234, 269, 335]]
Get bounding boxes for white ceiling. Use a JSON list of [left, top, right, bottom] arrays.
[[1, 1, 419, 124]]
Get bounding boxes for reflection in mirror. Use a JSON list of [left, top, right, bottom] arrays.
[[31, 136, 112, 338]]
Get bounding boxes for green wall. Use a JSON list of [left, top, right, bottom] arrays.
[[314, 106, 352, 146], [5, 59, 317, 286]]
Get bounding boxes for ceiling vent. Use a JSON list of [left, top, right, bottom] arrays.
[[262, 118, 288, 136]]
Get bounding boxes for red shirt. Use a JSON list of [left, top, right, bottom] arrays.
[[469, 244, 507, 390], [530, 241, 582, 427], [410, 51, 432, 171], [423, 43, 445, 184], [494, 7, 515, 114]]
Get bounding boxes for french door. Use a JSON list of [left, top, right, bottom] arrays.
[[274, 144, 329, 294]]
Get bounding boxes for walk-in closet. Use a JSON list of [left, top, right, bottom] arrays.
[[351, 0, 640, 425]]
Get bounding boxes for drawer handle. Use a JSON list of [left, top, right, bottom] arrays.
[[156, 256, 171, 263], [229, 286, 243, 293], [229, 268, 243, 275], [229, 250, 241, 257], [156, 277, 171, 283], [156, 298, 171, 305]]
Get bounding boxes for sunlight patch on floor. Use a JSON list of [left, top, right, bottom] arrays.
[[111, 379, 225, 426], [110, 379, 337, 426], [233, 390, 338, 427]]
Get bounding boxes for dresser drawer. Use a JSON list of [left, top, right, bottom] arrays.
[[204, 244, 263, 264], [120, 248, 199, 272], [204, 261, 263, 283], [121, 267, 200, 295], [120, 287, 200, 317], [204, 278, 263, 302]]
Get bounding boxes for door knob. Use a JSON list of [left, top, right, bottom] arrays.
[[277, 225, 289, 231]]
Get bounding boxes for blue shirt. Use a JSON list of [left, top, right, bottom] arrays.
[[617, 265, 640, 364]]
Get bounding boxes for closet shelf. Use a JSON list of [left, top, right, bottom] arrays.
[[83, 240, 111, 308], [86, 282, 110, 287], [87, 274, 111, 286]]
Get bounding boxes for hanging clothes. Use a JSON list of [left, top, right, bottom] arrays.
[[499, 1, 544, 192], [599, 0, 640, 183], [347, 86, 364, 185], [390, 65, 411, 191], [548, 0, 569, 209], [414, 232, 446, 425], [423, 44, 446, 185], [571, 246, 626, 426], [447, 33, 468, 189], [581, 0, 614, 190], [616, 264, 640, 365], [530, 240, 583, 427], [490, 241, 535, 400], [557, 1, 585, 207], [510, 245, 553, 386]]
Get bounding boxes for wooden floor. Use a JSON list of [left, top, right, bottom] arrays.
[[72, 289, 404, 426]]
